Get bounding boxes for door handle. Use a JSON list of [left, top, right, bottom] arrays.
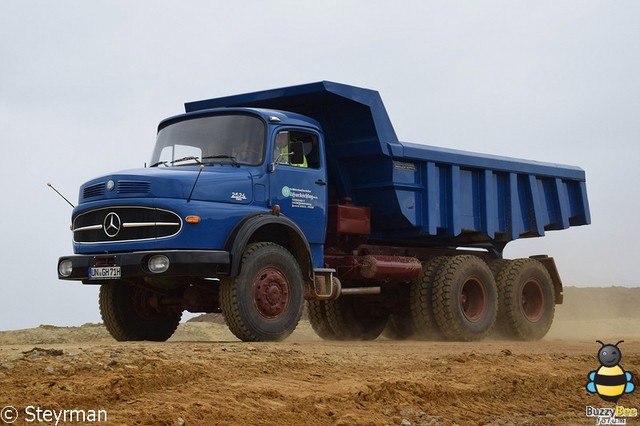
[[315, 179, 327, 186]]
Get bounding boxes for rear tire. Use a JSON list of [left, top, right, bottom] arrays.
[[220, 242, 304, 342], [489, 258, 511, 279], [99, 281, 181, 342], [432, 255, 497, 341], [410, 256, 448, 339], [495, 258, 555, 340]]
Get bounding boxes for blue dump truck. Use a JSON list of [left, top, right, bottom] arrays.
[[57, 81, 590, 342]]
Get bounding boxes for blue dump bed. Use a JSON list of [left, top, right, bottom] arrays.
[[186, 81, 590, 249]]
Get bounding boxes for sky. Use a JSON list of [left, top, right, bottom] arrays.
[[1, 1, 639, 331]]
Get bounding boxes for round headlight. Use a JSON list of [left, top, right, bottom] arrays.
[[148, 255, 170, 273], [59, 260, 73, 277]]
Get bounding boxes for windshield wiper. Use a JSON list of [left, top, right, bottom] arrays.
[[202, 155, 239, 167], [152, 154, 239, 168], [171, 156, 203, 166]]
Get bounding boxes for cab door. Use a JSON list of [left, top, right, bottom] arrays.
[[268, 129, 327, 244]]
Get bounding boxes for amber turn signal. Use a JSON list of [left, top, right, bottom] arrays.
[[185, 215, 201, 224]]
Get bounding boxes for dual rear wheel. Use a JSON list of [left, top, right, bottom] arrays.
[[375, 256, 555, 341], [382, 255, 498, 341]]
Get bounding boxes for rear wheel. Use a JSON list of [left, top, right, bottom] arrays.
[[220, 242, 304, 342], [432, 255, 497, 341], [99, 280, 181, 341], [325, 295, 388, 341], [495, 258, 555, 340], [410, 256, 448, 339]]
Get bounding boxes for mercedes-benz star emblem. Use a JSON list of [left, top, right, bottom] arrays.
[[103, 212, 122, 237]]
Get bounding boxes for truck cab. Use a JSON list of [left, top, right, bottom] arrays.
[[59, 107, 331, 341]]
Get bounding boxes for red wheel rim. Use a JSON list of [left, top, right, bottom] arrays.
[[252, 267, 290, 319], [521, 279, 544, 322], [460, 276, 487, 323]]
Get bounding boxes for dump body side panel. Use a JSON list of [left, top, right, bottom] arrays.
[[350, 142, 589, 247], [186, 81, 590, 248]]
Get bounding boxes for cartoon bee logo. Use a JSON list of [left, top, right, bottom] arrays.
[[586, 340, 635, 403]]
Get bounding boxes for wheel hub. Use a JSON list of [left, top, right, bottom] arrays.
[[521, 279, 544, 322], [460, 276, 487, 323], [252, 267, 290, 319]]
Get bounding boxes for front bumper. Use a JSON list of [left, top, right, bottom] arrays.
[[57, 250, 230, 283]]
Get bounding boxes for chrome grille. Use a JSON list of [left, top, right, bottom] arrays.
[[73, 207, 182, 243]]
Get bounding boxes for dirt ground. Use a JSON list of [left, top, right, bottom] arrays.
[[1, 287, 640, 426]]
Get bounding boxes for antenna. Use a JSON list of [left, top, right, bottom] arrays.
[[47, 182, 75, 208], [187, 164, 205, 203]]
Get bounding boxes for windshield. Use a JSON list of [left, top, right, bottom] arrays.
[[150, 114, 266, 166]]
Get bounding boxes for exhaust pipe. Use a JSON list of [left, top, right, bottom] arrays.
[[340, 286, 381, 296]]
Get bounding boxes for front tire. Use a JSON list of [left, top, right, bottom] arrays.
[[220, 242, 304, 342], [99, 281, 182, 342]]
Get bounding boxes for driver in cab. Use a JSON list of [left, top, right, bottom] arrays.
[[274, 132, 307, 168]]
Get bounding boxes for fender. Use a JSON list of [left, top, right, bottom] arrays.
[[224, 212, 313, 280], [530, 255, 564, 304]]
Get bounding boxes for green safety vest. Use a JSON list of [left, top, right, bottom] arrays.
[[280, 146, 307, 168]]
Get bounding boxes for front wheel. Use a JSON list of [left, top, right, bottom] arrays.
[[99, 281, 182, 341], [220, 242, 304, 342]]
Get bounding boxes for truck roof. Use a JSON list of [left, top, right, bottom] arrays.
[[187, 80, 396, 150], [158, 107, 321, 131]]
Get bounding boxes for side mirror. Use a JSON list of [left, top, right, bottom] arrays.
[[289, 141, 304, 165]]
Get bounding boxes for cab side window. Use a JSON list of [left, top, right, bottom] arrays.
[[273, 130, 320, 169]]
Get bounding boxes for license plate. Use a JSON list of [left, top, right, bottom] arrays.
[[89, 266, 121, 280]]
